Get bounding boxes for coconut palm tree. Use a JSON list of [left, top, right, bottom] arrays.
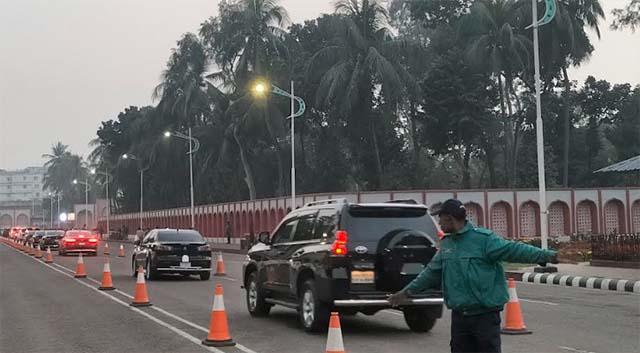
[[534, 0, 604, 186], [199, 0, 291, 199], [463, 0, 531, 187], [306, 0, 418, 188]]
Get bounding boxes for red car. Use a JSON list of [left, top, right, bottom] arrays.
[[58, 230, 100, 256]]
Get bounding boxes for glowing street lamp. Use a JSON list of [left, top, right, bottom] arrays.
[[120, 153, 148, 229], [251, 79, 306, 209]]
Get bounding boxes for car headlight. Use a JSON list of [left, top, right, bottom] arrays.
[[198, 244, 211, 251]]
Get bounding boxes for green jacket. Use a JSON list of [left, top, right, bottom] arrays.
[[404, 222, 556, 315]]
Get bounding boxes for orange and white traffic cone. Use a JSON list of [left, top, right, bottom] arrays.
[[214, 252, 226, 277], [202, 284, 235, 347], [44, 247, 54, 263], [103, 242, 110, 255], [325, 312, 346, 353], [29, 244, 36, 256], [501, 278, 532, 335], [98, 256, 115, 290], [74, 253, 87, 278], [118, 244, 125, 257], [35, 246, 42, 259], [130, 266, 152, 307]]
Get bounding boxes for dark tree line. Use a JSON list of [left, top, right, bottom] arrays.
[[44, 0, 639, 213]]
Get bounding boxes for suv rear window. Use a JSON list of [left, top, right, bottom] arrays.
[[157, 231, 204, 243], [345, 206, 438, 243]]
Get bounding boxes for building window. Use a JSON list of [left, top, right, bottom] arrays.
[[23, 185, 27, 189], [23, 176, 26, 181], [36, 192, 40, 197], [34, 176, 38, 181]]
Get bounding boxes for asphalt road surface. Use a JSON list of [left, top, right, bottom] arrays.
[[1, 241, 639, 353]]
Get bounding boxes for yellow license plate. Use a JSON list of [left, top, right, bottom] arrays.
[[351, 271, 375, 284]]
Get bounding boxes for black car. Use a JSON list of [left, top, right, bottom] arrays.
[[132, 229, 213, 281], [243, 199, 445, 333], [39, 231, 65, 250], [31, 230, 47, 247]]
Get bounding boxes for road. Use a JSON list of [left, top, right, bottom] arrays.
[[1, 241, 639, 353]]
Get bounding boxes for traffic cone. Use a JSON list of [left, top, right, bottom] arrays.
[[325, 312, 346, 353], [29, 244, 36, 256], [202, 284, 235, 347], [74, 253, 87, 278], [103, 242, 110, 255], [214, 252, 226, 276], [35, 246, 42, 259], [118, 244, 125, 257], [130, 266, 152, 307], [44, 247, 54, 263], [501, 278, 532, 335], [98, 257, 115, 290]]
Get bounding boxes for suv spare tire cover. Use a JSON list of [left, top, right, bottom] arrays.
[[376, 229, 437, 291]]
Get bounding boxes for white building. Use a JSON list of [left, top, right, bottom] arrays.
[[0, 167, 48, 227]]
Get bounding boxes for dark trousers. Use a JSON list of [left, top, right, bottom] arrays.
[[450, 310, 501, 353]]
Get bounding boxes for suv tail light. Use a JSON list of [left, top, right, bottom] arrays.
[[64, 238, 76, 243], [332, 230, 348, 256], [88, 238, 98, 243]]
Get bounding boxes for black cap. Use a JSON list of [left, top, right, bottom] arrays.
[[430, 199, 467, 218]]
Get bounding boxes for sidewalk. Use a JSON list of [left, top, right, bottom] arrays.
[[507, 262, 640, 293]]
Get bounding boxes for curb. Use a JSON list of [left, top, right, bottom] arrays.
[[515, 271, 640, 293]]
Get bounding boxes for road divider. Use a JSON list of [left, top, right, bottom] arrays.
[[131, 266, 152, 307], [501, 278, 532, 335], [214, 252, 226, 277], [202, 284, 235, 347], [74, 253, 87, 278], [99, 256, 116, 291], [521, 272, 640, 293], [325, 312, 346, 353]]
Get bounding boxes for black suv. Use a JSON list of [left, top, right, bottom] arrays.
[[242, 199, 444, 332]]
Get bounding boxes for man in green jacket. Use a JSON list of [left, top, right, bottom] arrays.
[[389, 199, 559, 353]]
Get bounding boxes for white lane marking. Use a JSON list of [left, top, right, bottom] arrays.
[[519, 298, 559, 306], [4, 243, 258, 353], [216, 276, 238, 282], [558, 345, 597, 353], [3, 246, 224, 353]]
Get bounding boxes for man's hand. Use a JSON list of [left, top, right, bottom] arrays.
[[388, 289, 410, 307]]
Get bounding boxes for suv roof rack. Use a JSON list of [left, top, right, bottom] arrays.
[[305, 198, 348, 207], [385, 199, 419, 205]]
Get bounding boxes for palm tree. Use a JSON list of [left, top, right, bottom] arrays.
[[199, 0, 291, 199], [535, 0, 604, 187], [463, 0, 531, 187], [307, 0, 418, 188], [42, 143, 86, 210]]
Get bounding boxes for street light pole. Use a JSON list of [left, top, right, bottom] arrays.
[[140, 168, 144, 229], [290, 81, 296, 208], [252, 80, 306, 210], [189, 127, 195, 229], [50, 197, 53, 228], [163, 130, 199, 229]]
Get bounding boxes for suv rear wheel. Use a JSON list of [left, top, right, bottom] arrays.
[[245, 272, 270, 317], [403, 307, 438, 333], [299, 279, 330, 332]]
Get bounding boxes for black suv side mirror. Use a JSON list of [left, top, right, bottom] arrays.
[[258, 231, 271, 244]]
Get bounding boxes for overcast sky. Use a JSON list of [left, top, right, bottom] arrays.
[[1, 0, 638, 171]]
